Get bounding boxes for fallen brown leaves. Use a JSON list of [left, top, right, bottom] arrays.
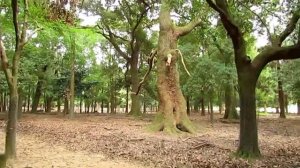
[[0, 113, 299, 168]]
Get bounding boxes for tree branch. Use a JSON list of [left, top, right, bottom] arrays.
[[20, 27, 43, 47], [237, 2, 272, 41], [252, 44, 300, 71], [206, 0, 246, 55], [97, 24, 130, 61], [276, 8, 300, 46], [176, 18, 202, 37], [0, 39, 13, 86], [11, 0, 19, 50]]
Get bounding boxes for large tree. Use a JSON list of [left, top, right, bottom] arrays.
[[0, 0, 40, 160], [152, 0, 201, 133], [207, 0, 300, 157]]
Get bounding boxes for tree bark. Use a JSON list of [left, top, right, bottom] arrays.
[[31, 80, 43, 113], [237, 68, 260, 157], [186, 96, 190, 115], [45, 96, 52, 113], [27, 89, 30, 112], [284, 94, 288, 114], [152, 1, 200, 133], [129, 56, 141, 116], [224, 84, 239, 119], [5, 87, 18, 158], [63, 97, 69, 115], [57, 98, 61, 113], [125, 86, 129, 113]]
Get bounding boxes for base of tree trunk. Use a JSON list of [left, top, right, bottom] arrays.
[[236, 148, 261, 158], [149, 113, 196, 134], [0, 154, 6, 168]]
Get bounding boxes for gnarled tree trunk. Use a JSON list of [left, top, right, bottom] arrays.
[[152, 0, 201, 133]]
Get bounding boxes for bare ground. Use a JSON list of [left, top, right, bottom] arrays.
[[0, 113, 299, 168]]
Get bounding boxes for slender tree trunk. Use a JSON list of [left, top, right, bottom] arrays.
[[201, 97, 205, 116], [284, 94, 288, 114], [5, 87, 18, 158], [31, 80, 43, 113], [224, 83, 239, 119], [17, 89, 23, 119], [277, 62, 286, 118], [186, 96, 190, 115], [125, 86, 129, 113], [209, 97, 213, 124], [46, 96, 52, 113], [0, 91, 2, 112], [57, 98, 61, 113], [63, 97, 69, 115], [79, 97, 82, 114], [27, 90, 30, 112], [101, 100, 104, 113], [237, 70, 260, 157]]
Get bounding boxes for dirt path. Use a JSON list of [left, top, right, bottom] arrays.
[[0, 132, 147, 168]]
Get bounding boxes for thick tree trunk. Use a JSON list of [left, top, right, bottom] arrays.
[[237, 70, 260, 157], [152, 2, 195, 133], [129, 57, 141, 116], [5, 87, 18, 158], [31, 80, 43, 113]]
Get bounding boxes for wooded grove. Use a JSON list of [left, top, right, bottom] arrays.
[[0, 0, 300, 167]]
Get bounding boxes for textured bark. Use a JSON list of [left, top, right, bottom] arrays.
[[128, 54, 141, 116], [5, 88, 18, 158], [237, 69, 260, 157], [45, 96, 52, 113], [224, 85, 238, 119], [31, 80, 43, 113], [152, 0, 200, 134]]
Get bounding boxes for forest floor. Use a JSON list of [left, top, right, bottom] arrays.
[[0, 112, 299, 168]]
